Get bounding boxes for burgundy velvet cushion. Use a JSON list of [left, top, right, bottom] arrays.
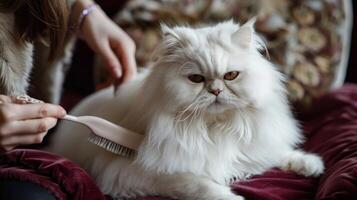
[[303, 84, 357, 200], [0, 149, 107, 200]]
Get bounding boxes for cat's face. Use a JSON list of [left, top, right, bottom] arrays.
[[153, 20, 282, 117]]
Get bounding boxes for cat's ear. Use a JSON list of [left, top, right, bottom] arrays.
[[161, 24, 178, 38], [153, 24, 183, 61], [231, 18, 256, 48]]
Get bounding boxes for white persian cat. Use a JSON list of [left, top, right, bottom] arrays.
[[49, 20, 324, 200]]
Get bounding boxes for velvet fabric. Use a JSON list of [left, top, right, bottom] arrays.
[[1, 84, 356, 200], [0, 149, 107, 200]]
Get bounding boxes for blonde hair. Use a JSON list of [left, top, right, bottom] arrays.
[[0, 0, 70, 60]]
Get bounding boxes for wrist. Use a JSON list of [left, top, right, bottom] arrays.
[[70, 0, 97, 36], [72, 0, 95, 17]]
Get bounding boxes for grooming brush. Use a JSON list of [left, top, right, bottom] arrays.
[[62, 115, 144, 157]]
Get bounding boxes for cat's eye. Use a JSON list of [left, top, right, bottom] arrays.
[[224, 71, 240, 80], [188, 74, 205, 83]]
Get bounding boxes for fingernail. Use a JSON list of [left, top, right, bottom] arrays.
[[113, 79, 122, 96], [61, 108, 67, 116], [114, 67, 122, 78]]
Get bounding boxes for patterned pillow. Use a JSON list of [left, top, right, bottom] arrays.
[[112, 0, 353, 108]]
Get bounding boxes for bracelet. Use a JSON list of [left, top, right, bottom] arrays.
[[76, 3, 98, 37]]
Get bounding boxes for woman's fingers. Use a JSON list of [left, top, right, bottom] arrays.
[[112, 35, 137, 84], [0, 117, 56, 146], [79, 4, 137, 85], [98, 40, 123, 79], [0, 117, 57, 137], [0, 103, 66, 121], [0, 95, 12, 104], [0, 95, 64, 150], [0, 132, 47, 146], [2, 145, 16, 151]]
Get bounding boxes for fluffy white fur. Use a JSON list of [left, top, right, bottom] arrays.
[[0, 12, 75, 103], [49, 20, 324, 200], [0, 13, 33, 95]]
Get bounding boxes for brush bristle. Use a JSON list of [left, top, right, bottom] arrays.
[[88, 134, 136, 158]]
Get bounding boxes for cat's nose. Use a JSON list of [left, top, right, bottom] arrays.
[[209, 89, 222, 96]]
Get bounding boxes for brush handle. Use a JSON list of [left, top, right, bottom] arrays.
[[62, 115, 144, 150], [63, 115, 79, 122]]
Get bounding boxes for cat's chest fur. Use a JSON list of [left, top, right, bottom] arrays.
[[123, 108, 262, 184]]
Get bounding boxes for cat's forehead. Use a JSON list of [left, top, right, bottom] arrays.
[[179, 44, 248, 77], [177, 26, 246, 75], [164, 21, 254, 75], [173, 20, 238, 34], [173, 22, 237, 46]]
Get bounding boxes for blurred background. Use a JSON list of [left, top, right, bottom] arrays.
[[347, 1, 356, 83], [47, 0, 355, 111]]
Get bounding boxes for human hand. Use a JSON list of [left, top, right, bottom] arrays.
[[77, 1, 137, 87], [0, 95, 66, 151]]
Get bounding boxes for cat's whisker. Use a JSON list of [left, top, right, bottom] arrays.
[[186, 103, 201, 129], [175, 99, 208, 136], [175, 98, 202, 120], [175, 96, 207, 122], [223, 96, 251, 109], [176, 102, 201, 123], [176, 105, 196, 122]]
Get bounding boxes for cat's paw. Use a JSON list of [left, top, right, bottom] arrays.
[[218, 194, 245, 200], [281, 151, 324, 177]]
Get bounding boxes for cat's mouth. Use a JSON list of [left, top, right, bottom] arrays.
[[206, 99, 228, 113], [213, 98, 222, 105], [214, 96, 229, 104]]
